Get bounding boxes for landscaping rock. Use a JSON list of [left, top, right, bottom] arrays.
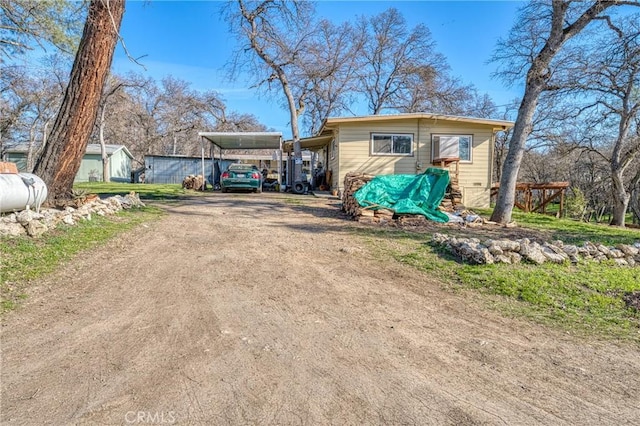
[[430, 234, 640, 268], [457, 241, 494, 264], [541, 246, 566, 264], [614, 258, 629, 267], [487, 244, 504, 256], [0, 221, 26, 237], [16, 209, 41, 225], [26, 220, 48, 237], [618, 244, 639, 257], [0, 193, 145, 238], [520, 241, 547, 265], [508, 252, 522, 264], [494, 254, 512, 264]]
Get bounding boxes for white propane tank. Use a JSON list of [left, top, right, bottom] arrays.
[[0, 173, 48, 213]]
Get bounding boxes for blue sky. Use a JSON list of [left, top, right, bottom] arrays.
[[112, 1, 524, 138]]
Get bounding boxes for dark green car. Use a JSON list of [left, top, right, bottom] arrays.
[[221, 163, 262, 193]]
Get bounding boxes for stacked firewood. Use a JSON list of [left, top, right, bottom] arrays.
[[342, 171, 467, 222], [341, 172, 396, 223], [440, 177, 463, 212], [182, 175, 207, 191]]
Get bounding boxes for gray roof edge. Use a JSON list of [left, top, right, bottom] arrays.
[[6, 143, 133, 158]]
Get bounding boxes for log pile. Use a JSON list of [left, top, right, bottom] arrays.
[[342, 172, 375, 216], [439, 178, 464, 212], [342, 172, 396, 224], [342, 171, 467, 223], [182, 175, 207, 191]]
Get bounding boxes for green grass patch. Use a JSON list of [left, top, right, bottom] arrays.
[[474, 208, 640, 245], [0, 206, 163, 313], [456, 262, 640, 339], [74, 182, 198, 201], [357, 227, 640, 343]]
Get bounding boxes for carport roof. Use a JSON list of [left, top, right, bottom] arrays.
[[199, 132, 283, 150]]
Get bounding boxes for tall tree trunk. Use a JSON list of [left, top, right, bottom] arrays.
[[490, 1, 615, 224], [33, 0, 125, 203], [172, 132, 177, 156], [491, 85, 542, 223], [610, 169, 629, 226], [280, 73, 303, 184], [630, 187, 640, 225]]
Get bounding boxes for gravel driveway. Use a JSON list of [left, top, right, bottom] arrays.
[[1, 193, 638, 425]]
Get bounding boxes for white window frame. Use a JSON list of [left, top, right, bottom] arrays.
[[431, 134, 473, 163], [370, 133, 414, 157], [330, 138, 336, 160]]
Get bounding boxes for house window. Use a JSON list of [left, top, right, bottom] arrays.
[[330, 139, 336, 160], [371, 133, 413, 156], [432, 134, 472, 162]]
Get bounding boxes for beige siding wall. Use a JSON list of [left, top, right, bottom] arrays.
[[425, 123, 494, 208], [336, 119, 421, 189], [335, 119, 495, 208]]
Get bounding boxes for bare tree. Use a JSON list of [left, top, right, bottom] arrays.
[[295, 19, 363, 135], [34, 0, 125, 204], [519, 12, 640, 226], [356, 8, 444, 115], [0, 58, 67, 168], [226, 0, 315, 185], [0, 66, 32, 154], [573, 16, 640, 226], [489, 0, 638, 224], [95, 73, 139, 181], [0, 0, 85, 58], [214, 110, 267, 133]]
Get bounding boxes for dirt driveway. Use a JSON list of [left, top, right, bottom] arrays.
[[1, 193, 639, 425]]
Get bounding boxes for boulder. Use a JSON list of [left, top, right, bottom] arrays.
[[62, 215, 75, 226], [0, 222, 26, 237], [488, 244, 504, 256], [484, 239, 520, 252], [596, 244, 612, 258], [541, 245, 566, 264], [508, 252, 523, 264], [25, 220, 48, 237], [456, 241, 495, 264], [614, 258, 629, 267], [520, 241, 547, 265], [608, 248, 624, 259], [494, 254, 512, 264], [617, 244, 639, 257], [16, 209, 42, 225]]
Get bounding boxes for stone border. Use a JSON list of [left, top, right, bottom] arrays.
[[432, 233, 640, 267], [0, 193, 145, 238]]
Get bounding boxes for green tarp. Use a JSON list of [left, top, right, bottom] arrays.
[[353, 167, 450, 223]]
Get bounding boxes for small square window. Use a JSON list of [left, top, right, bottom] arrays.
[[432, 134, 472, 162]]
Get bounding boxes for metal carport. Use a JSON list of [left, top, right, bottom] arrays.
[[198, 132, 284, 187]]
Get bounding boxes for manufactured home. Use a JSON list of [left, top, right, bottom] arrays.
[[287, 113, 514, 208]]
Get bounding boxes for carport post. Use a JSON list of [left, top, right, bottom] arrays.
[[210, 143, 215, 188], [201, 136, 206, 189], [278, 136, 283, 186]]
